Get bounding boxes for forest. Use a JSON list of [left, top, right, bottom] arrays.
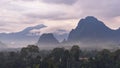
[[0, 45, 120, 68]]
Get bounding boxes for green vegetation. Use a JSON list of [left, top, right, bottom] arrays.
[[0, 45, 120, 68]]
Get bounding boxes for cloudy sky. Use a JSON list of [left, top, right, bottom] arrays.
[[0, 0, 120, 34]]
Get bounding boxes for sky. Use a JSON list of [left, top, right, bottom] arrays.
[[0, 0, 120, 34]]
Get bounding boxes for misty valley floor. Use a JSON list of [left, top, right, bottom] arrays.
[[0, 45, 120, 68]]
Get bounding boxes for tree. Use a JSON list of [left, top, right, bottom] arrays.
[[20, 45, 40, 68], [113, 49, 120, 68], [61, 50, 70, 68], [51, 48, 64, 63], [70, 45, 81, 61], [20, 45, 39, 58], [95, 49, 113, 68]]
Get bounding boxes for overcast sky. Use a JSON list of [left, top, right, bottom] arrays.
[[0, 0, 120, 34]]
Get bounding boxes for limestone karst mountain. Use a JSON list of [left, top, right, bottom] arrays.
[[37, 33, 60, 46], [66, 16, 120, 48], [0, 24, 46, 47]]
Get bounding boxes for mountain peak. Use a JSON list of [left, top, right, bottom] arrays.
[[41, 33, 54, 38], [37, 33, 59, 46], [22, 24, 46, 32], [17, 24, 46, 35], [85, 16, 98, 20], [33, 24, 47, 29], [76, 16, 107, 30], [68, 16, 114, 42]]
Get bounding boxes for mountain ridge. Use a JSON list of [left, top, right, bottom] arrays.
[[37, 33, 60, 46], [65, 16, 120, 48], [0, 16, 120, 48], [0, 24, 47, 47]]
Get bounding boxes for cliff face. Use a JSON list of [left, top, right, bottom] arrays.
[[67, 16, 120, 43], [37, 33, 59, 46], [37, 16, 120, 49]]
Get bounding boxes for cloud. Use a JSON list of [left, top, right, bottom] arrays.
[[76, 0, 120, 18], [42, 0, 78, 5], [0, 28, 11, 32], [25, 12, 66, 20], [19, 0, 35, 1], [66, 0, 120, 29], [0, 0, 120, 33], [25, 11, 80, 20]]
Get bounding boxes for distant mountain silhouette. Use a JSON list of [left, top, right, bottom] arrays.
[[36, 16, 120, 48], [37, 33, 59, 46], [67, 16, 120, 47], [0, 24, 67, 47], [0, 24, 46, 47], [1, 16, 120, 49]]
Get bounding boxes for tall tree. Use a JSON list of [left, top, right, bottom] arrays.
[[70, 45, 81, 61]]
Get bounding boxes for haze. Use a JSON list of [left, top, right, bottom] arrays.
[[0, 0, 120, 34]]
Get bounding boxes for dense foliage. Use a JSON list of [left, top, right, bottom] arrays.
[[0, 45, 120, 68]]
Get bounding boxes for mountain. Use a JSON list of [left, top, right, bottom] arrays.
[[37, 16, 120, 49], [0, 24, 46, 47], [37, 33, 59, 46], [0, 24, 67, 48], [66, 16, 120, 48], [1, 16, 120, 49]]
